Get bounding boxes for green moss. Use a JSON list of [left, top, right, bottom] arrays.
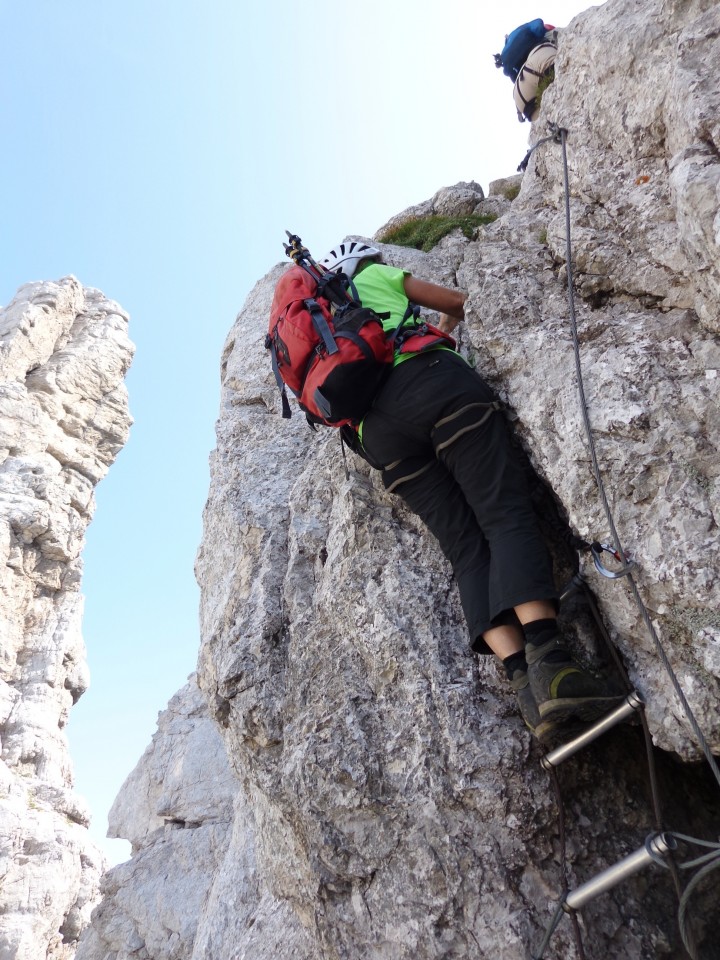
[[678, 458, 710, 490], [377, 213, 497, 252], [668, 606, 720, 636], [538, 229, 548, 245], [535, 69, 555, 113], [504, 183, 521, 201]]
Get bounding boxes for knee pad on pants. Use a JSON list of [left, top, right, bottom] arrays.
[[381, 455, 435, 494], [431, 401, 503, 453]]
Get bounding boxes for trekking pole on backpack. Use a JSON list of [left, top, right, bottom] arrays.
[[284, 231, 357, 310], [269, 231, 395, 428], [284, 231, 317, 273]]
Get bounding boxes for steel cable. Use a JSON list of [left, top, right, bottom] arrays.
[[556, 126, 715, 959], [557, 127, 720, 793], [530, 127, 720, 958]]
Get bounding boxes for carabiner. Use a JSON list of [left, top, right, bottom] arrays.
[[591, 541, 635, 579]]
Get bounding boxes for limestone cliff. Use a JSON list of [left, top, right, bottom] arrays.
[[78, 1, 720, 958], [0, 278, 134, 958], [76, 678, 314, 960]]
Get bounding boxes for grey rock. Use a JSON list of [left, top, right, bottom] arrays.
[[83, 1, 720, 958], [374, 180, 488, 238], [487, 174, 523, 199], [0, 277, 133, 958], [76, 679, 315, 960]]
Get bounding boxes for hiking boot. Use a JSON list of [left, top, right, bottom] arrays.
[[509, 669, 559, 744], [526, 638, 623, 726]]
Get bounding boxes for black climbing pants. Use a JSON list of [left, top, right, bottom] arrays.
[[361, 350, 557, 654]]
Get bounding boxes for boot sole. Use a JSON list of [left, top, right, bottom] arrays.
[[531, 718, 562, 745], [538, 694, 625, 725]]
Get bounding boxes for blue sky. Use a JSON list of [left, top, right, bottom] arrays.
[[1, 0, 600, 863]]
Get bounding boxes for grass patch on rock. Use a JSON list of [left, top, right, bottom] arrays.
[[535, 70, 555, 113], [378, 213, 497, 252]]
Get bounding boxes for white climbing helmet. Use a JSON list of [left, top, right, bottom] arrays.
[[318, 240, 381, 279]]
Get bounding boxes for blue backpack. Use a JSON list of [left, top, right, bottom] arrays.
[[494, 19, 549, 80]]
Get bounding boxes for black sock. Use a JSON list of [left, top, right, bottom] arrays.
[[523, 618, 568, 662], [502, 651, 528, 679], [523, 618, 558, 644]]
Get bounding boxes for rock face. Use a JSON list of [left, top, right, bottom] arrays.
[[475, 0, 720, 759], [75, 678, 315, 960], [0, 278, 133, 958], [76, 679, 235, 960], [79, 1, 720, 958]]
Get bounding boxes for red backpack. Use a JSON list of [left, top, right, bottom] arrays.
[[265, 240, 394, 427]]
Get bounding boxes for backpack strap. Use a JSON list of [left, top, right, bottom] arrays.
[[390, 302, 457, 353], [521, 64, 548, 79], [388, 302, 422, 349], [333, 329, 376, 361], [306, 299, 339, 355], [314, 270, 355, 309], [265, 334, 292, 419]]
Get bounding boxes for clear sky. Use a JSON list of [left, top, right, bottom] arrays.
[[1, 0, 602, 864]]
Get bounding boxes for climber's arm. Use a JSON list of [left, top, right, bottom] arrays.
[[403, 276, 466, 333]]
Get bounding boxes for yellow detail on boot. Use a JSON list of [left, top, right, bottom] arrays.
[[549, 666, 582, 699]]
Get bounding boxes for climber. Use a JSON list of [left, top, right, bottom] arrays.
[[494, 18, 558, 123], [321, 241, 623, 742]]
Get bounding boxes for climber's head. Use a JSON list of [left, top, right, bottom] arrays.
[[318, 240, 381, 279]]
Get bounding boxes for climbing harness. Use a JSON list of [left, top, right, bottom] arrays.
[[525, 125, 720, 960]]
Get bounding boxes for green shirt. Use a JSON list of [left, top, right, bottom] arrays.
[[352, 262, 455, 440], [353, 261, 456, 367], [352, 262, 410, 334]]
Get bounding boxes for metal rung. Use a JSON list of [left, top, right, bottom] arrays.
[[564, 833, 676, 912], [541, 690, 645, 770]]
